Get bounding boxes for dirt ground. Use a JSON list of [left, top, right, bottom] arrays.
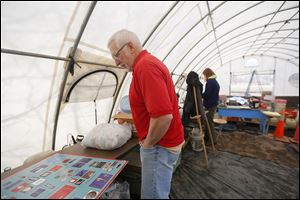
[[216, 131, 299, 168]]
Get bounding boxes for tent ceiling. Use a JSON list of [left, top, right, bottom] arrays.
[[1, 2, 298, 122], [1, 1, 299, 85], [148, 1, 299, 81]]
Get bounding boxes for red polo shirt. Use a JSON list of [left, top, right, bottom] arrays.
[[129, 50, 184, 147]]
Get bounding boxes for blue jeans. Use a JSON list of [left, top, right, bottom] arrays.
[[140, 145, 180, 199]]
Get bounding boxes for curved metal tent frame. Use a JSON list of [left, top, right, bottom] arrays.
[[165, 3, 298, 83], [172, 19, 299, 76]]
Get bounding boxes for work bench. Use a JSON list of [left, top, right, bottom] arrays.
[[217, 106, 280, 135]]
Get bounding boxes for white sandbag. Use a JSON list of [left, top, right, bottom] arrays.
[[81, 123, 132, 150]]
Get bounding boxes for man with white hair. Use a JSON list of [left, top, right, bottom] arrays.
[[108, 29, 184, 199]]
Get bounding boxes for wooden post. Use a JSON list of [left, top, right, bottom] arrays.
[[192, 86, 208, 168], [193, 86, 216, 152]]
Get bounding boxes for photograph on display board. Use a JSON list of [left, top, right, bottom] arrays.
[[1, 153, 127, 199]]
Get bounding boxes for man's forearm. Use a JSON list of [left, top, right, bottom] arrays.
[[142, 114, 173, 148]]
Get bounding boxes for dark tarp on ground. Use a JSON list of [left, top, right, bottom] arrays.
[[170, 132, 299, 199]]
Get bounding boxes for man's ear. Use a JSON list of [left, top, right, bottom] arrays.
[[127, 42, 135, 52]]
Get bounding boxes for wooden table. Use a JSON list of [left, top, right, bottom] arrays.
[[112, 112, 133, 123], [1, 137, 140, 180]]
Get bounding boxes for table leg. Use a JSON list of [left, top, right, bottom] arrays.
[[261, 115, 268, 135]]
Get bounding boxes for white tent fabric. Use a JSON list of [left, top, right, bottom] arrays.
[[1, 1, 299, 171]]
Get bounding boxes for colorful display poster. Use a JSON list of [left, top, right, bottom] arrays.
[[1, 153, 127, 199]]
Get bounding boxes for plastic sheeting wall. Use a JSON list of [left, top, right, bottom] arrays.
[[216, 56, 299, 96]]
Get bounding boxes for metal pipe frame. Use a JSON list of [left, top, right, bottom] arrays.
[[171, 5, 299, 85], [184, 25, 298, 78], [200, 46, 298, 71], [260, 29, 298, 54], [206, 1, 223, 66], [253, 11, 299, 54], [213, 54, 298, 72], [161, 1, 227, 61], [151, 2, 200, 54], [143, 1, 180, 47], [186, 29, 298, 77], [194, 34, 298, 74], [176, 53, 298, 95], [199, 34, 298, 73], [171, 1, 267, 74], [244, 1, 286, 55], [146, 1, 186, 49], [52, 2, 97, 150], [1, 48, 69, 62], [1, 48, 124, 70]]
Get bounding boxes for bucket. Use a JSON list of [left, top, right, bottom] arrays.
[[189, 128, 204, 152], [274, 99, 287, 113]]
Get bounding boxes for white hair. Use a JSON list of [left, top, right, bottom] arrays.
[[107, 29, 142, 49]]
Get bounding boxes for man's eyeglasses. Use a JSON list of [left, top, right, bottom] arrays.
[[112, 43, 129, 60]]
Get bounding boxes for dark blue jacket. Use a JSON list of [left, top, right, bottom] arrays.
[[203, 78, 220, 108]]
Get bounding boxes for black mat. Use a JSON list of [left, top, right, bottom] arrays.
[[170, 132, 299, 199]]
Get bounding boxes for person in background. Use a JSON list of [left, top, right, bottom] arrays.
[[107, 29, 184, 199], [176, 93, 181, 108], [202, 68, 220, 145]]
